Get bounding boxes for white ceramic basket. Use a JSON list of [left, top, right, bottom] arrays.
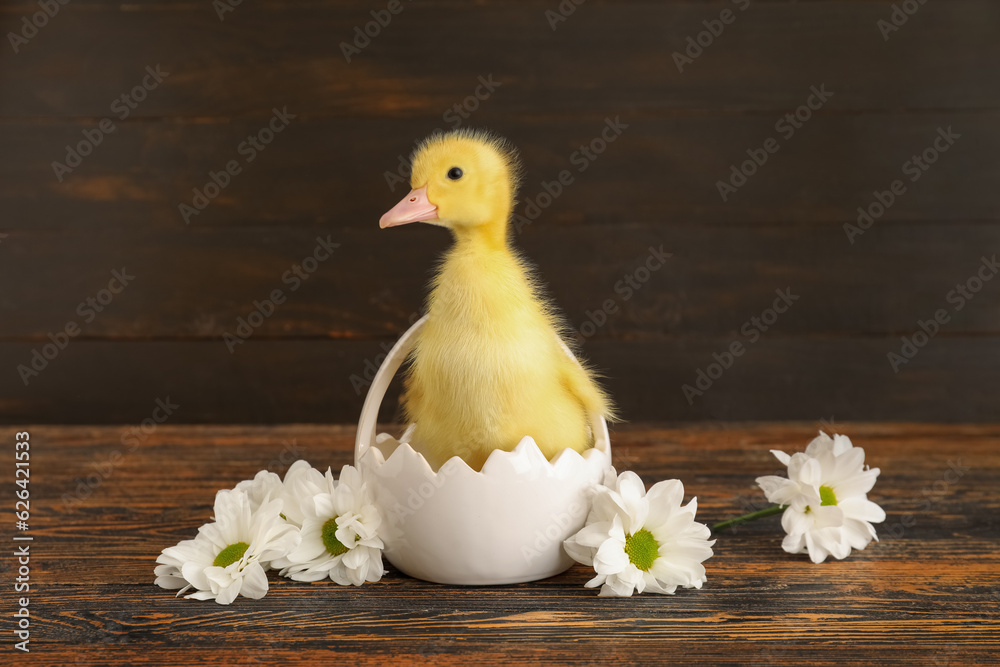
[[355, 315, 612, 585]]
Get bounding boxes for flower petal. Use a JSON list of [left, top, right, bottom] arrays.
[[838, 496, 886, 523], [239, 563, 269, 599], [593, 538, 629, 576]]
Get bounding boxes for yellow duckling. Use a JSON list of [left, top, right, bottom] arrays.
[[379, 129, 616, 471]]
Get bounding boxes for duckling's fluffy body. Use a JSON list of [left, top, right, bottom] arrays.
[[381, 130, 614, 471]]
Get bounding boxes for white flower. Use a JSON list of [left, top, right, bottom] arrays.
[[233, 469, 283, 511], [276, 459, 328, 528], [235, 459, 324, 528], [757, 432, 886, 563], [564, 468, 715, 597], [153, 540, 194, 595], [155, 488, 300, 604], [273, 464, 385, 586]]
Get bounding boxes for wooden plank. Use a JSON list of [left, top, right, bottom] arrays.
[[1, 423, 996, 664], [0, 638, 993, 667], [3, 223, 1000, 339], [1, 113, 997, 231], [1, 1, 997, 117], [15, 423, 999, 580], [1, 336, 998, 424]]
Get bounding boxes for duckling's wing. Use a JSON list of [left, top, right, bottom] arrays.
[[558, 351, 618, 423]]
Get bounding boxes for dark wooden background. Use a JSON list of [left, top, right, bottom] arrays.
[[2, 1, 998, 424]]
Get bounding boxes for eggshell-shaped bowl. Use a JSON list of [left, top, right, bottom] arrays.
[[355, 315, 612, 585]]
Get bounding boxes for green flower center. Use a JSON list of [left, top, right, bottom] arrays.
[[322, 517, 349, 556], [213, 541, 249, 568], [624, 528, 659, 572], [819, 485, 838, 506]]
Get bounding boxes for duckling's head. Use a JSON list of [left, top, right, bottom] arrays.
[[380, 130, 522, 239]]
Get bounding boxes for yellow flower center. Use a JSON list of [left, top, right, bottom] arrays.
[[819, 485, 838, 506], [322, 517, 349, 556], [624, 529, 659, 572], [213, 541, 249, 568]]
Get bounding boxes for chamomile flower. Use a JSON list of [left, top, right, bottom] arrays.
[[273, 464, 385, 586], [234, 459, 325, 529], [153, 539, 195, 595], [756, 432, 885, 563], [233, 469, 283, 512], [155, 488, 300, 604], [564, 469, 714, 597]]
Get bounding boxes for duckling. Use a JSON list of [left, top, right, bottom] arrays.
[[379, 129, 616, 471]]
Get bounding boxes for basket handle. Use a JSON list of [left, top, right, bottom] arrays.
[[355, 315, 428, 462], [355, 314, 610, 462]]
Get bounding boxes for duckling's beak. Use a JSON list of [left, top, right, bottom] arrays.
[[380, 186, 438, 228]]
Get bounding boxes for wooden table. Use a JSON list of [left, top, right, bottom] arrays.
[[5, 423, 998, 665]]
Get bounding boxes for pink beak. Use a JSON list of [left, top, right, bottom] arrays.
[[380, 186, 438, 229]]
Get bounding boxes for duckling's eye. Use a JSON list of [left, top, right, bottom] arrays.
[[447, 167, 463, 180]]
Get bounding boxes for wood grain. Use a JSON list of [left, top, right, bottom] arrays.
[[3, 222, 1000, 339], [2, 335, 1000, 424], [2, 114, 996, 230], [1, 1, 997, 117], [1, 423, 996, 665]]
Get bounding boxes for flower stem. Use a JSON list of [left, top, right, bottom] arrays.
[[712, 505, 786, 534]]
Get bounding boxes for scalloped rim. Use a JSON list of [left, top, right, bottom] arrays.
[[363, 421, 611, 480]]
